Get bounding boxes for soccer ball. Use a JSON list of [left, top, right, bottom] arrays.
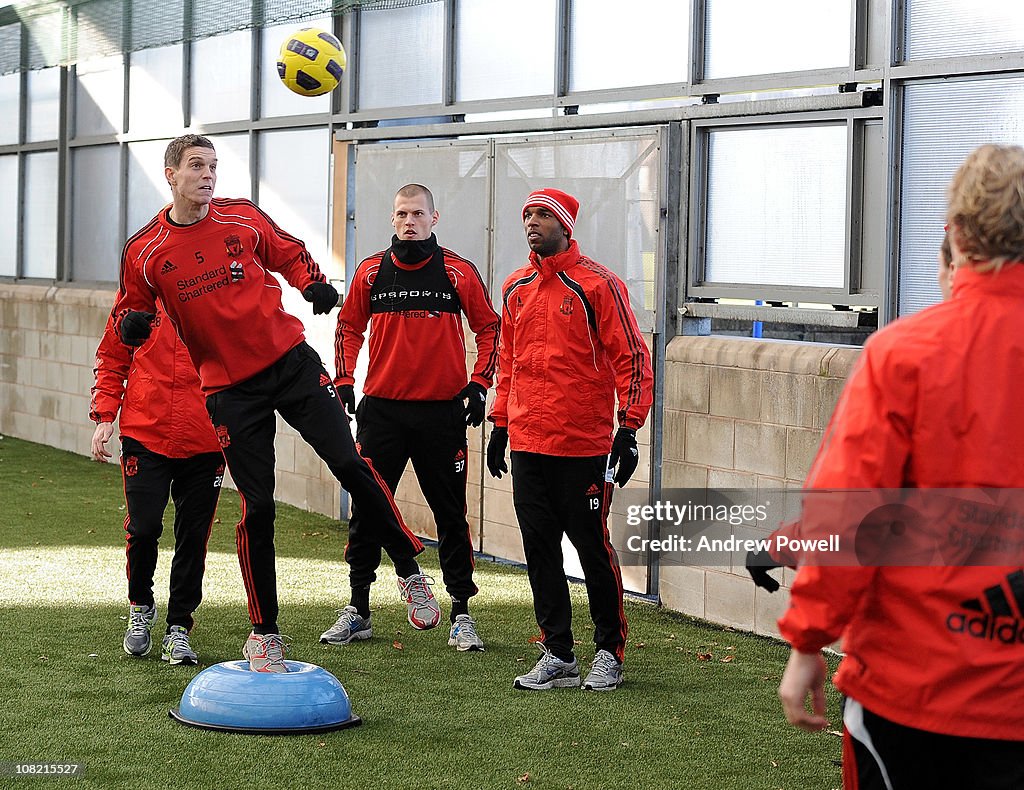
[[277, 27, 346, 97]]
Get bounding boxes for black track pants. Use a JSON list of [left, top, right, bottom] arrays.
[[120, 436, 223, 631], [843, 699, 1024, 789], [510, 451, 627, 662], [347, 396, 478, 600], [205, 342, 423, 634]]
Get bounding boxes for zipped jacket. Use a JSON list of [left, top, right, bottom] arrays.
[[90, 298, 221, 458], [779, 264, 1024, 740], [490, 240, 653, 456]]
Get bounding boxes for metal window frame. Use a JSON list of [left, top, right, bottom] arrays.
[[685, 108, 881, 307]]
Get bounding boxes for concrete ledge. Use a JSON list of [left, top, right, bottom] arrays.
[[667, 334, 860, 376]]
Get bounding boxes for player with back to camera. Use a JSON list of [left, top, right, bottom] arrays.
[[777, 144, 1024, 789], [113, 133, 425, 673], [324, 184, 499, 651]]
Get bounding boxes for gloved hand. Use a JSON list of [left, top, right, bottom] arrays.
[[119, 311, 156, 347], [486, 427, 508, 479], [338, 384, 356, 415], [745, 548, 782, 593], [456, 382, 487, 427], [608, 427, 639, 487], [303, 281, 339, 315]]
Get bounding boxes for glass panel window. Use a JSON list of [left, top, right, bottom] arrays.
[[23, 151, 59, 279], [258, 128, 330, 270], [75, 55, 124, 137], [456, 0, 556, 101], [358, 4, 443, 109], [0, 155, 17, 276], [906, 0, 1024, 60], [899, 76, 1024, 315], [71, 145, 121, 282], [127, 139, 171, 237], [258, 127, 333, 358], [207, 133, 252, 201], [570, 0, 688, 92], [192, 31, 252, 124], [493, 135, 661, 330], [27, 67, 60, 142], [704, 0, 851, 79], [704, 124, 848, 289], [0, 72, 20, 146], [259, 19, 332, 119], [128, 45, 183, 133]]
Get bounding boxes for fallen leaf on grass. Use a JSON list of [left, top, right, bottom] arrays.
[[827, 730, 843, 738], [770, 760, 779, 768], [517, 773, 530, 784], [392, 641, 404, 650], [720, 656, 735, 663], [696, 651, 712, 661]]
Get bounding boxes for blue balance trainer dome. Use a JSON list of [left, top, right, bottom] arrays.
[[170, 661, 361, 734]]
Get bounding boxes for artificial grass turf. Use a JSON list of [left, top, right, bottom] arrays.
[[0, 435, 842, 789]]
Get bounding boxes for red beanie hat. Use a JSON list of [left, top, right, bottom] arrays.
[[522, 189, 580, 236]]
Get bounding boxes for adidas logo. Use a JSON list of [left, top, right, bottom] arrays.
[[946, 569, 1024, 644], [319, 374, 332, 388], [454, 449, 465, 461], [161, 260, 177, 274], [586, 483, 601, 496]]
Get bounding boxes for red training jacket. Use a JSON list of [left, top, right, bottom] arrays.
[[778, 264, 1024, 740], [334, 246, 499, 399], [490, 240, 653, 456], [90, 298, 221, 458], [113, 198, 327, 393]]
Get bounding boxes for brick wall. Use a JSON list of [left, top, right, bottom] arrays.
[[659, 335, 861, 637]]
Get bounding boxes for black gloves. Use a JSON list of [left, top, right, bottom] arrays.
[[119, 311, 156, 347], [745, 548, 782, 593], [303, 281, 339, 315], [608, 427, 639, 487], [456, 382, 487, 427], [486, 427, 508, 479], [338, 384, 356, 415]]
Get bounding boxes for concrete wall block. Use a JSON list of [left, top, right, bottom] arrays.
[[0, 354, 17, 384], [1, 329, 22, 356], [753, 586, 790, 638], [707, 468, 758, 490], [786, 427, 823, 482], [704, 569, 755, 631], [662, 461, 708, 490], [293, 444, 329, 480], [274, 433, 296, 474], [274, 471, 307, 511], [683, 414, 734, 468], [665, 361, 710, 414], [659, 565, 706, 620], [823, 346, 862, 378], [304, 478, 336, 519], [734, 421, 786, 477], [23, 330, 41, 360], [760, 371, 818, 428], [710, 367, 763, 420], [814, 377, 848, 429], [662, 408, 685, 464], [480, 520, 525, 564], [483, 488, 518, 529]]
